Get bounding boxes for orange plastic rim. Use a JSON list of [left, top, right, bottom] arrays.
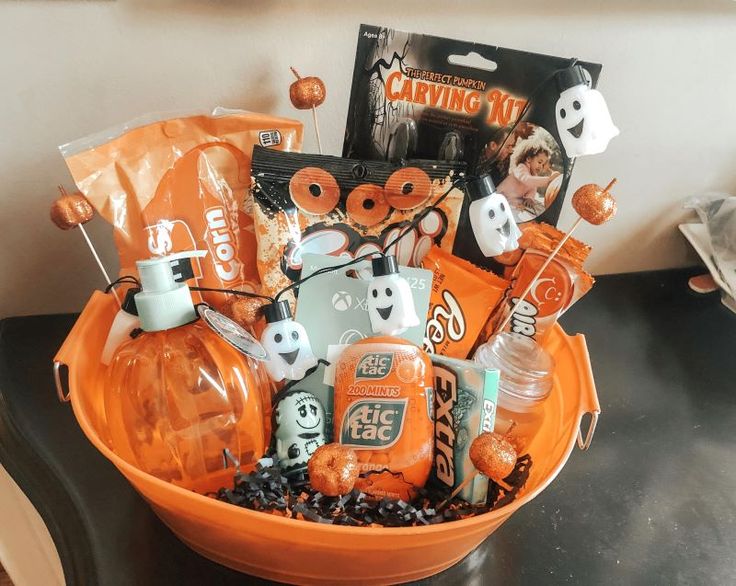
[[55, 292, 599, 585]]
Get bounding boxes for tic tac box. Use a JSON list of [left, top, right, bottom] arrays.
[[431, 354, 499, 504]]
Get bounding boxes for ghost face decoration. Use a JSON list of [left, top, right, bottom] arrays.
[[556, 84, 619, 158], [272, 390, 326, 477], [261, 316, 318, 382], [469, 191, 522, 257], [367, 272, 419, 337]]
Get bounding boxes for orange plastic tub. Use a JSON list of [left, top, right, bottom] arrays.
[[54, 292, 600, 585]]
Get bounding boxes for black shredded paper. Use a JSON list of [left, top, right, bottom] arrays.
[[211, 454, 532, 527]]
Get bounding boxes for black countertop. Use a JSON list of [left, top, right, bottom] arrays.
[[1, 268, 735, 585]]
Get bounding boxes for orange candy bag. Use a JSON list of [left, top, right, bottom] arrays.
[[485, 223, 594, 343], [421, 246, 508, 359], [61, 109, 303, 308]]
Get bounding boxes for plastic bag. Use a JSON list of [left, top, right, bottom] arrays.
[[61, 108, 303, 308], [685, 193, 736, 297]]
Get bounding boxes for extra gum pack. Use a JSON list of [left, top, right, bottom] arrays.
[[431, 354, 499, 504]]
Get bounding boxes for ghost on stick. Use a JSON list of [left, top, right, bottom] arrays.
[[366, 255, 419, 337], [466, 174, 522, 258], [260, 300, 318, 382], [555, 65, 619, 158]]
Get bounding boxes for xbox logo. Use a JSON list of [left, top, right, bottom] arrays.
[[332, 290, 353, 311]]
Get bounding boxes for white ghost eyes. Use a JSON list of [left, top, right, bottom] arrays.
[[488, 201, 507, 220], [371, 288, 393, 297], [273, 331, 299, 343], [560, 100, 583, 119]]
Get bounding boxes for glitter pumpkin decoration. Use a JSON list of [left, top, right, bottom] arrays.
[[469, 432, 518, 482], [572, 182, 617, 225], [289, 67, 326, 110], [307, 443, 359, 497], [50, 189, 94, 230]]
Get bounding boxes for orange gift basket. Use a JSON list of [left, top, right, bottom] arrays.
[[54, 291, 599, 585]]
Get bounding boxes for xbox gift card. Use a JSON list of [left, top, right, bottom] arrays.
[[296, 252, 432, 352]]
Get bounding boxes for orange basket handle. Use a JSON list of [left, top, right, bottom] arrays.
[[53, 291, 115, 403], [568, 333, 601, 452]]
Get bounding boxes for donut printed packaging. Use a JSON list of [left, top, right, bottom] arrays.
[[250, 145, 466, 301], [421, 246, 508, 359], [333, 336, 435, 501], [430, 354, 499, 504], [61, 109, 303, 309], [343, 24, 602, 272]]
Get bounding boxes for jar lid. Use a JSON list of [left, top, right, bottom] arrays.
[[474, 333, 555, 406]]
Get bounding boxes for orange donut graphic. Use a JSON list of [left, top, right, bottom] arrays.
[[346, 184, 391, 227], [384, 167, 432, 210], [289, 167, 340, 215]]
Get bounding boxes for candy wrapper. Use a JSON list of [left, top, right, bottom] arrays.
[[343, 24, 603, 273], [421, 246, 508, 359], [484, 223, 594, 343], [250, 145, 465, 300], [60, 108, 303, 308]]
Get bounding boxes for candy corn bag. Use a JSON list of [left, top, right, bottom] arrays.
[[421, 246, 508, 359], [60, 108, 303, 308]]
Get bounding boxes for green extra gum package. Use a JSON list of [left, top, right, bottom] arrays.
[[431, 354, 499, 504]]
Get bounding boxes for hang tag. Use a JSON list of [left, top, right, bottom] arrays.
[[197, 305, 267, 360]]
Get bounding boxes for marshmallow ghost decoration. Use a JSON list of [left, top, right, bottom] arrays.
[[271, 389, 326, 477], [466, 174, 522, 257], [260, 300, 318, 382], [555, 65, 619, 158], [367, 255, 420, 336]]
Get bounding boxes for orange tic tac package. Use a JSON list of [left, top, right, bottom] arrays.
[[60, 109, 303, 309], [333, 336, 434, 501], [421, 246, 508, 359]]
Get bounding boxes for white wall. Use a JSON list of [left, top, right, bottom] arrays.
[[1, 0, 734, 317]]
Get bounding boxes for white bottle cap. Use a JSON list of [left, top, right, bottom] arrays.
[[135, 250, 207, 332]]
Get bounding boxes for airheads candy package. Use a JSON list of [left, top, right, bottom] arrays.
[[61, 108, 303, 309], [250, 145, 465, 302], [484, 223, 594, 344], [343, 24, 602, 271], [430, 354, 499, 504]]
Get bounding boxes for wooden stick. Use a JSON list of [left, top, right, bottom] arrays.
[[437, 471, 478, 510], [496, 178, 617, 334], [311, 105, 323, 155], [436, 470, 513, 511], [78, 223, 120, 306]]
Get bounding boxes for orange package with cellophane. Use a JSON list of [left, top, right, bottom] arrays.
[[482, 223, 594, 344], [60, 108, 303, 308], [421, 246, 508, 359]]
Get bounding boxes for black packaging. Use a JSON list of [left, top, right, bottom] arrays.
[[343, 25, 603, 272]]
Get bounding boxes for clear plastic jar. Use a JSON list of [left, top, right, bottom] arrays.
[[473, 332, 555, 452]]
